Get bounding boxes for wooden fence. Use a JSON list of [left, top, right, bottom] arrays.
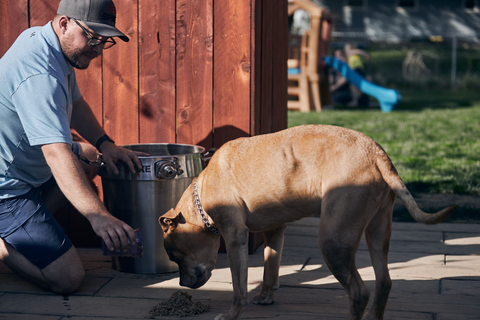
[[1, 0, 288, 248]]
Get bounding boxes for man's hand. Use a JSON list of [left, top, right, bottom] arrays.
[[88, 212, 136, 252], [99, 142, 148, 175]]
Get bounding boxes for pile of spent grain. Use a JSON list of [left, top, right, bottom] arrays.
[[147, 291, 210, 318]]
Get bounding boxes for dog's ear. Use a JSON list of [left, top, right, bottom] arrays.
[[159, 209, 184, 233]]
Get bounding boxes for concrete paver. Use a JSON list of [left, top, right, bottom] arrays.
[[0, 219, 479, 319]]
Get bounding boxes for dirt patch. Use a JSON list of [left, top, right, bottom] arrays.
[[393, 193, 480, 223], [147, 291, 210, 318]]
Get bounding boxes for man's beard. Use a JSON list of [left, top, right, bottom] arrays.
[[60, 33, 92, 70]]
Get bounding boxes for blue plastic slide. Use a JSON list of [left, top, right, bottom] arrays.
[[323, 56, 401, 112]]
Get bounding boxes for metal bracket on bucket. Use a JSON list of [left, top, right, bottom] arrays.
[[155, 158, 184, 180]]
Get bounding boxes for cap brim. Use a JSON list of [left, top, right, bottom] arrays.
[[83, 21, 129, 42]]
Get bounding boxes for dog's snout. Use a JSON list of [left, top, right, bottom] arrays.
[[179, 277, 189, 287], [179, 265, 210, 289], [195, 265, 204, 278]]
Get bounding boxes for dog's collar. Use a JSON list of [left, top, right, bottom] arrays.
[[193, 181, 221, 236]]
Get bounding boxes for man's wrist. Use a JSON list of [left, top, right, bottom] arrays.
[[95, 134, 115, 151]]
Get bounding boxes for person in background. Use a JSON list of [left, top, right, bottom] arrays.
[[329, 49, 353, 106], [0, 0, 146, 294], [344, 42, 370, 107]]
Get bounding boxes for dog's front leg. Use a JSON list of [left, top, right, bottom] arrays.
[[253, 224, 286, 305], [214, 227, 250, 320]]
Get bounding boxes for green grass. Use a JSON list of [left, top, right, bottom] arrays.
[[288, 89, 480, 196]]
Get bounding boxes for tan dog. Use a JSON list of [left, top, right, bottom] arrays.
[[159, 125, 456, 320]]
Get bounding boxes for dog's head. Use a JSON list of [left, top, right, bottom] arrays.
[[159, 208, 220, 289]]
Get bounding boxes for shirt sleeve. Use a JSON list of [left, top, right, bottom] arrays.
[[12, 74, 72, 146]]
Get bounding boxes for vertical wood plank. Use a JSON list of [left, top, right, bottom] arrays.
[[0, 0, 29, 57], [176, 0, 214, 149], [29, 0, 56, 27], [259, 0, 273, 134], [271, 0, 288, 132], [103, 0, 139, 145], [213, 0, 251, 147], [138, 0, 176, 144]]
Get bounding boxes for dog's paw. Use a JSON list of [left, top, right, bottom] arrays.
[[214, 314, 227, 320], [252, 293, 275, 305]]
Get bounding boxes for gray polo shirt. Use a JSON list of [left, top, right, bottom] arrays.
[[0, 22, 81, 199]]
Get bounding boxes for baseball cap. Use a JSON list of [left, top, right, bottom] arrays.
[[57, 0, 129, 42]]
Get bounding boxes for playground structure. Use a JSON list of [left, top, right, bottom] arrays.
[[287, 0, 332, 112], [287, 0, 401, 112]]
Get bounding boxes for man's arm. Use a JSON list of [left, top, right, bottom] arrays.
[[41, 142, 135, 252]]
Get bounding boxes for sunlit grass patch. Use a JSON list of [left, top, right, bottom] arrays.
[[288, 90, 480, 195]]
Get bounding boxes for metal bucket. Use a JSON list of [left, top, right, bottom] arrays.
[[101, 143, 208, 274]]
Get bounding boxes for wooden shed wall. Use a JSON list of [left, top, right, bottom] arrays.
[[0, 0, 288, 247], [1, 0, 287, 145]]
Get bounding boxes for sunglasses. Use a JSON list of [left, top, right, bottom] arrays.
[[72, 18, 116, 49]]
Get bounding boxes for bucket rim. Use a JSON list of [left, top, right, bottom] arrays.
[[120, 143, 206, 158]]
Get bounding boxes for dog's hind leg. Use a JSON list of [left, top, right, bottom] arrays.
[[363, 199, 394, 320], [319, 214, 370, 320], [253, 223, 287, 305]]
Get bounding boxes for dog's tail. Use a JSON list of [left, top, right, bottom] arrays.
[[374, 143, 457, 224]]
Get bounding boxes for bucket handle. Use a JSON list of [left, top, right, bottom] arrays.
[[203, 148, 217, 160], [80, 155, 105, 168], [202, 148, 217, 166]]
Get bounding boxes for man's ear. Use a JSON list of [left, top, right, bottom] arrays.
[[56, 16, 70, 35], [159, 209, 184, 233]]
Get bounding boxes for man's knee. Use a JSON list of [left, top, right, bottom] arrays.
[[43, 247, 85, 295], [49, 267, 85, 294]]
